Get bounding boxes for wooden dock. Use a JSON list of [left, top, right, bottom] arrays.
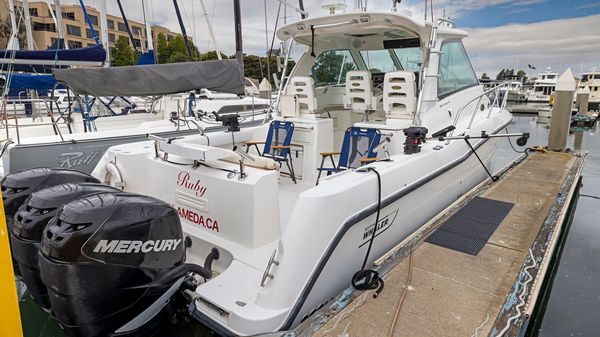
[[292, 152, 584, 337]]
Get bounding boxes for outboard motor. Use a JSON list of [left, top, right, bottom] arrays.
[[1, 168, 99, 276], [11, 183, 121, 310], [39, 192, 210, 337]]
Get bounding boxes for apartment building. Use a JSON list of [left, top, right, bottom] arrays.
[[0, 0, 182, 53]]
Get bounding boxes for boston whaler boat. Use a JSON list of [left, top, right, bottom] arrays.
[[3, 5, 529, 337]]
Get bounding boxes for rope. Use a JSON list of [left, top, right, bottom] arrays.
[[351, 167, 384, 298], [387, 241, 415, 337]]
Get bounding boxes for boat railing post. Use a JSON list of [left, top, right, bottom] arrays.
[[548, 68, 576, 151]]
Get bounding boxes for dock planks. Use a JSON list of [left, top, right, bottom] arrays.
[[307, 152, 582, 337]]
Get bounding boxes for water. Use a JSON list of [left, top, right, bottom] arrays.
[[18, 113, 600, 337]]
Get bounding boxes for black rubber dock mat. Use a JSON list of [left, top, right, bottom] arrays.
[[425, 197, 514, 255]]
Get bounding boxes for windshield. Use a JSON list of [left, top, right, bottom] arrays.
[[360, 47, 423, 73]]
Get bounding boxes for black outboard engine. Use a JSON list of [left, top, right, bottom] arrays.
[[1, 168, 99, 276], [39, 192, 199, 337], [403, 127, 429, 154], [11, 183, 121, 310]]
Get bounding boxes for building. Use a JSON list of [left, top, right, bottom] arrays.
[[0, 0, 182, 54]]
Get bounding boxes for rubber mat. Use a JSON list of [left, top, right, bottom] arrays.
[[425, 197, 514, 255]]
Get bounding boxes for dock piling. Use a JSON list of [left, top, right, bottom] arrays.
[[575, 86, 591, 116], [548, 68, 576, 151]]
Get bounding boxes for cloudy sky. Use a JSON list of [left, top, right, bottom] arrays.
[[69, 0, 600, 78]]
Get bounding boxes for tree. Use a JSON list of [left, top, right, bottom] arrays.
[[516, 70, 527, 83], [156, 33, 169, 64], [0, 15, 27, 49], [111, 36, 136, 66], [312, 51, 357, 85], [480, 73, 490, 80]]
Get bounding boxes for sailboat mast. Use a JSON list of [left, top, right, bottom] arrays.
[[116, 0, 138, 52], [142, 0, 153, 52], [22, 0, 35, 50], [98, 0, 110, 64], [199, 0, 222, 60], [233, 0, 243, 63], [54, 0, 66, 48], [6, 0, 20, 49], [172, 0, 194, 60]]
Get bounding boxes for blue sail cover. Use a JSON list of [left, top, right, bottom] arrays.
[[0, 45, 106, 73], [7, 74, 60, 91], [136, 50, 155, 65]]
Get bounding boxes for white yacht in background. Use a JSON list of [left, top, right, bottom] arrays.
[[527, 67, 558, 103], [578, 67, 600, 110], [506, 78, 527, 102], [79, 8, 521, 336]]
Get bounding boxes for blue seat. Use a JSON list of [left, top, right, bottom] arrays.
[[245, 120, 297, 183], [317, 127, 381, 185]]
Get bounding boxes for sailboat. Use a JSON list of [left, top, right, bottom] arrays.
[[0, 0, 271, 175]]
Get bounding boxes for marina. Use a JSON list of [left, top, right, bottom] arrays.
[[1, 1, 599, 337]]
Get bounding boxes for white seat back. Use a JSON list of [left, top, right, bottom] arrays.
[[287, 76, 317, 114], [344, 71, 375, 112], [383, 71, 416, 121]]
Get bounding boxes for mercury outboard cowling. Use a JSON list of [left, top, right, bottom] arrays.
[[1, 168, 99, 276], [11, 183, 121, 310], [39, 192, 191, 337]]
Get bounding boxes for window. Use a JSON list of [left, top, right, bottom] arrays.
[[107, 20, 114, 30], [87, 43, 96, 47], [118, 22, 128, 32], [29, 8, 38, 17], [89, 15, 99, 26], [394, 47, 423, 72], [33, 22, 56, 32], [132, 38, 142, 49], [132, 26, 142, 37], [86, 29, 95, 39], [108, 33, 115, 43], [62, 12, 76, 21], [311, 50, 358, 87], [360, 50, 398, 73], [547, 74, 556, 79], [66, 24, 81, 37], [68, 40, 83, 49], [438, 40, 478, 97]]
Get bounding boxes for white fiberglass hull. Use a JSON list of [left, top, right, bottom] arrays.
[[91, 111, 509, 336]]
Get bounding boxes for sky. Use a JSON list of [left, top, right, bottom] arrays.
[[67, 0, 600, 78]]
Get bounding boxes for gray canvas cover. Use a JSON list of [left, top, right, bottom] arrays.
[[53, 60, 245, 96]]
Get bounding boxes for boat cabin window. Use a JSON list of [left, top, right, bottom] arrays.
[[360, 50, 398, 73], [360, 47, 423, 74], [311, 50, 358, 87], [393, 47, 423, 72], [438, 40, 478, 97]]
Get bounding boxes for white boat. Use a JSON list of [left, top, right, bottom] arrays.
[[527, 67, 558, 103], [85, 9, 516, 336], [578, 67, 600, 111], [0, 59, 271, 176], [506, 79, 527, 102]]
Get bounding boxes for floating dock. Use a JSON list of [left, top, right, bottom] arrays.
[[291, 152, 584, 337]]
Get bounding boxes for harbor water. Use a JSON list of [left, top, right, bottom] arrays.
[[18, 111, 600, 337]]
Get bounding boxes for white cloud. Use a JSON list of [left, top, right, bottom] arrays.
[[463, 14, 600, 77]]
